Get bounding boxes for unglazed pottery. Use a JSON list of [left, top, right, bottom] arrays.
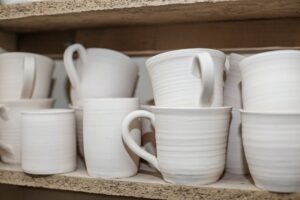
[[69, 104, 84, 158], [0, 99, 54, 164], [122, 107, 231, 185], [64, 44, 138, 105], [146, 49, 226, 107], [0, 52, 54, 99], [240, 50, 300, 111], [224, 54, 249, 175], [21, 109, 76, 175], [84, 98, 141, 178], [241, 110, 300, 193]]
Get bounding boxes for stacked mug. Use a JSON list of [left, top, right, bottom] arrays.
[[122, 49, 232, 185], [0, 52, 55, 164], [64, 44, 140, 178], [239, 50, 300, 193]]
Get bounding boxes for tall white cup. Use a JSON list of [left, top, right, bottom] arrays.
[[122, 107, 231, 185], [84, 98, 140, 178], [146, 49, 226, 107]]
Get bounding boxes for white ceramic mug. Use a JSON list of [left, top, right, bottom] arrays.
[[64, 44, 138, 105], [241, 110, 300, 193], [0, 52, 54, 99], [146, 49, 226, 107], [84, 98, 140, 178], [224, 53, 249, 175], [122, 107, 231, 185], [240, 50, 300, 111], [21, 109, 76, 175], [0, 99, 54, 164]]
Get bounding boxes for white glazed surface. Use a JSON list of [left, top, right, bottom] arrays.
[[64, 44, 138, 104], [69, 105, 84, 158], [122, 107, 231, 185], [84, 98, 141, 178], [240, 50, 300, 111], [21, 109, 76, 175], [0, 99, 54, 164], [146, 49, 225, 107], [226, 110, 249, 174], [241, 110, 300, 193], [0, 52, 54, 99], [224, 54, 249, 175]]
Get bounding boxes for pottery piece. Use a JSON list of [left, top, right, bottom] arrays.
[[0, 99, 54, 164], [69, 105, 84, 158], [241, 110, 300, 193], [0, 52, 54, 99], [21, 109, 76, 175], [84, 98, 140, 178], [240, 50, 300, 111], [146, 48, 226, 107], [122, 106, 231, 185], [64, 44, 138, 106]]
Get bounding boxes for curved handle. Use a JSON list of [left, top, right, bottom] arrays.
[[21, 56, 36, 99], [122, 110, 159, 170], [193, 52, 215, 107], [0, 104, 9, 120], [63, 43, 87, 101]]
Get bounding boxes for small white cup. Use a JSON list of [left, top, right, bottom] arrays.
[[21, 109, 76, 175], [122, 106, 231, 185], [146, 48, 226, 107], [84, 98, 140, 178]]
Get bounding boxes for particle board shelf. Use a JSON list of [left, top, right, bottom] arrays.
[[0, 161, 299, 200], [0, 0, 300, 32]]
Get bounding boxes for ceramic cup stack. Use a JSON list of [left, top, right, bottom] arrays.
[[240, 50, 300, 193], [224, 54, 249, 175], [122, 49, 232, 185], [64, 43, 138, 158], [0, 52, 55, 164]]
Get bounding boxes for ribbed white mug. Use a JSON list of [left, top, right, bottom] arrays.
[[122, 106, 231, 185], [146, 49, 226, 107], [240, 50, 300, 111]]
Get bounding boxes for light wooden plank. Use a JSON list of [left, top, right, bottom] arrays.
[[0, 161, 299, 200], [0, 0, 300, 32]]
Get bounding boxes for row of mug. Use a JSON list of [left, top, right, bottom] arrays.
[[4, 97, 300, 193]]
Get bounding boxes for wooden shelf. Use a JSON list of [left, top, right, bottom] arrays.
[[0, 0, 300, 32], [0, 160, 299, 200]]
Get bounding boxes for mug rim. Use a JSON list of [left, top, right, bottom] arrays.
[[146, 48, 225, 67], [22, 109, 74, 115], [240, 50, 300, 67], [143, 106, 232, 111], [0, 52, 54, 64], [241, 109, 300, 116]]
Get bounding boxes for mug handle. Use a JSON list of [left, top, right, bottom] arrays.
[[0, 104, 9, 120], [63, 43, 87, 100], [21, 56, 36, 99], [193, 52, 215, 107], [122, 110, 159, 170]]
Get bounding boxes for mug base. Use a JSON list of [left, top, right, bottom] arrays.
[[162, 173, 220, 185], [254, 179, 300, 193], [87, 169, 138, 179]]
